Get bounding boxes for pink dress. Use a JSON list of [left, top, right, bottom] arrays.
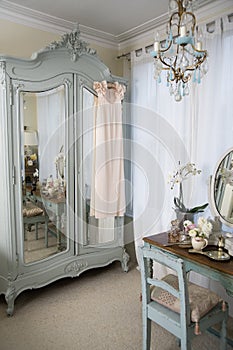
[[90, 81, 126, 219]]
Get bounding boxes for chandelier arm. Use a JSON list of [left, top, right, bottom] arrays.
[[183, 52, 207, 74], [191, 44, 208, 57], [184, 66, 198, 73], [182, 74, 191, 83], [183, 45, 207, 66], [182, 11, 196, 35], [173, 41, 182, 71], [169, 11, 180, 36], [157, 55, 172, 71], [170, 11, 179, 25], [197, 52, 207, 64], [159, 40, 173, 54], [183, 45, 207, 59]]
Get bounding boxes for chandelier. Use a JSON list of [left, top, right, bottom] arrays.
[[152, 0, 208, 101]]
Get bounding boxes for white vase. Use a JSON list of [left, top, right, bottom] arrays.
[[191, 237, 208, 251]]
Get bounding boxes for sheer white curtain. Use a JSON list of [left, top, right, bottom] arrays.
[[131, 50, 193, 265], [83, 87, 95, 201], [193, 19, 233, 310], [37, 86, 65, 181], [131, 17, 233, 312], [192, 18, 233, 212]]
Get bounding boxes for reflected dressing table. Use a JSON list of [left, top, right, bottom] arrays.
[[26, 188, 66, 250]]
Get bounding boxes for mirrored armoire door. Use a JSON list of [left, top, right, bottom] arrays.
[[13, 75, 75, 266], [75, 80, 125, 254]]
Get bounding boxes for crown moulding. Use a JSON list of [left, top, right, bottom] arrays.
[[0, 0, 232, 50]]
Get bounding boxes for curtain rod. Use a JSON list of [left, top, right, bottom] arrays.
[[116, 15, 232, 61], [116, 44, 154, 60], [116, 52, 131, 61]]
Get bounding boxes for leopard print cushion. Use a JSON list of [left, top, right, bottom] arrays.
[[23, 202, 44, 217], [150, 274, 221, 322]]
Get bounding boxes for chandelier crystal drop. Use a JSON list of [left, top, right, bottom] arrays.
[[151, 0, 208, 101]]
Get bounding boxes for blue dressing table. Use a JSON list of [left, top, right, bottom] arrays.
[[143, 232, 233, 345]]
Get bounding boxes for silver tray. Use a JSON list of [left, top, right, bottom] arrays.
[[188, 249, 231, 261]]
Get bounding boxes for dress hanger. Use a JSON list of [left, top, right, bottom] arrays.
[[107, 82, 116, 89]]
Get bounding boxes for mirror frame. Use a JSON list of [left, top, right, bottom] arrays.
[[209, 147, 233, 228], [16, 77, 72, 265]]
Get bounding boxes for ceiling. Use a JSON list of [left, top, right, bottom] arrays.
[[0, 0, 228, 44], [0, 0, 169, 36]]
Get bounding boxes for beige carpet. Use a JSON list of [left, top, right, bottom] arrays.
[[0, 261, 232, 350]]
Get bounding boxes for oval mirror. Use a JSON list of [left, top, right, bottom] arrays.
[[210, 148, 233, 227]]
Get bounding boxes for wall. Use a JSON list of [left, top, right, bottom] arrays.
[[23, 93, 37, 130], [0, 18, 123, 76]]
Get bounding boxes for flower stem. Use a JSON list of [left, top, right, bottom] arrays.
[[179, 182, 184, 205]]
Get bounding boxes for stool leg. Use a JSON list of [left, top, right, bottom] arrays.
[[45, 219, 49, 248], [24, 224, 27, 241], [220, 317, 227, 350], [36, 223, 38, 240]]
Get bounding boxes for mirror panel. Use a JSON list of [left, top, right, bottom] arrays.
[[21, 86, 68, 263], [211, 148, 233, 227], [82, 86, 95, 246], [81, 86, 119, 248]]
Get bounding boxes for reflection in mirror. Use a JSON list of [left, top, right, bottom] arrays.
[[82, 87, 95, 245], [212, 149, 233, 226], [82, 86, 118, 247], [56, 145, 65, 180], [21, 86, 68, 263]]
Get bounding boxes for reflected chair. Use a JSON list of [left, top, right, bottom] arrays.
[[139, 246, 228, 350], [23, 200, 49, 247]]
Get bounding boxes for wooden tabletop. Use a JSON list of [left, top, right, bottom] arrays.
[[143, 232, 233, 277], [26, 187, 65, 204]]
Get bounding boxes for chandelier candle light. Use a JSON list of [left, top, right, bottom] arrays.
[[151, 0, 208, 101]]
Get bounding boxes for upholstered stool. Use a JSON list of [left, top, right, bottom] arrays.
[[23, 201, 49, 247]]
